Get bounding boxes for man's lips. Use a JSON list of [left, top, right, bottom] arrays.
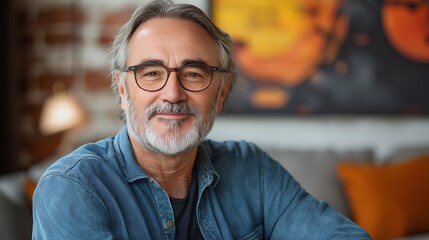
[[154, 112, 193, 120]]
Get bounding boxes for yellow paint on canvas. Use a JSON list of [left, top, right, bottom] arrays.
[[212, 0, 307, 58]]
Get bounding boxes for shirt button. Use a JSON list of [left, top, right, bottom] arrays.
[[166, 219, 174, 228], [147, 178, 153, 184]]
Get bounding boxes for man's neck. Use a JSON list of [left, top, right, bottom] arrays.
[[131, 139, 198, 199]]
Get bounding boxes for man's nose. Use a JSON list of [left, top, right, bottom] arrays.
[[159, 72, 187, 103]]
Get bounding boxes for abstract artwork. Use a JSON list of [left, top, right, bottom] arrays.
[[211, 0, 429, 115]]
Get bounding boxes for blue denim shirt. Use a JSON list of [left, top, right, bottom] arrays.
[[32, 126, 371, 239]]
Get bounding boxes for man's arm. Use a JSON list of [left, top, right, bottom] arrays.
[[261, 154, 372, 239], [32, 174, 114, 240]]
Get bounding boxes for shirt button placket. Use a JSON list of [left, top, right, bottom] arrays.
[[148, 177, 175, 239]]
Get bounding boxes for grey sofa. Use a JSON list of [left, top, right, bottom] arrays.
[[0, 171, 33, 240], [0, 159, 53, 240]]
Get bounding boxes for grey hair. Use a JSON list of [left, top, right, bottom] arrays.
[[109, 0, 235, 121]]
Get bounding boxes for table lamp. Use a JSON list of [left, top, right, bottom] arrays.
[[38, 82, 87, 154]]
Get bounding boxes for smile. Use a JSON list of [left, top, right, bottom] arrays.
[[155, 112, 192, 120]]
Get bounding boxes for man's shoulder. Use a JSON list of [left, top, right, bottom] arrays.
[[201, 139, 268, 164], [202, 138, 260, 152], [42, 136, 118, 180]]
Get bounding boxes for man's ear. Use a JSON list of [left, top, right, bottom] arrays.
[[217, 75, 232, 112], [115, 71, 127, 111]]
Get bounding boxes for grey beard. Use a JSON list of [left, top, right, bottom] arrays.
[[126, 101, 217, 156]]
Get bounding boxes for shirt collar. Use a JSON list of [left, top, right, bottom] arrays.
[[197, 141, 220, 188], [113, 125, 220, 187], [113, 126, 150, 182]]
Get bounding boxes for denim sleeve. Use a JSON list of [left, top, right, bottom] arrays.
[[32, 174, 114, 240], [261, 153, 372, 239]]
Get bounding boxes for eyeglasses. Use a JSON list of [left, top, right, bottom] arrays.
[[123, 62, 227, 92]]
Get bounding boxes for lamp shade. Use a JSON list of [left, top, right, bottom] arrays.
[[39, 92, 86, 135]]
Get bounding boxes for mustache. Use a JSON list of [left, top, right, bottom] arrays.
[[145, 102, 199, 118]]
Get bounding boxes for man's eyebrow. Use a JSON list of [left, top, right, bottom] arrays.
[[138, 59, 164, 65], [181, 59, 209, 65]]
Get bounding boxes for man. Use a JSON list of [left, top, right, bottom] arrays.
[[32, 0, 371, 239]]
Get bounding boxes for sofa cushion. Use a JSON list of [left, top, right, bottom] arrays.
[[387, 144, 429, 163], [336, 155, 429, 240], [0, 171, 28, 207], [392, 233, 429, 240], [265, 148, 373, 218]]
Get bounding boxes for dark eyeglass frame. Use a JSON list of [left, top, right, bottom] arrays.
[[122, 62, 228, 92]]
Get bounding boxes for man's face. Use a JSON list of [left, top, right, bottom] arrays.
[[117, 18, 230, 155]]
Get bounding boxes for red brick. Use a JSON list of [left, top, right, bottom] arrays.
[[101, 8, 133, 25], [83, 70, 112, 91], [38, 74, 74, 91], [98, 9, 133, 46], [44, 32, 81, 45], [99, 33, 113, 46], [38, 7, 85, 25], [98, 28, 118, 46]]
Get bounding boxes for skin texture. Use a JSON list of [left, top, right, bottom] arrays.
[[115, 17, 231, 198]]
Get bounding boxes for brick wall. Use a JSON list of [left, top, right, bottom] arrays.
[[12, 0, 126, 167]]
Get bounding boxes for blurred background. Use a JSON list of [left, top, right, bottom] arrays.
[[0, 0, 429, 173], [2, 0, 429, 171]]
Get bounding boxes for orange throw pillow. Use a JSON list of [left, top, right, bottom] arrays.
[[336, 155, 429, 240], [23, 177, 38, 207]]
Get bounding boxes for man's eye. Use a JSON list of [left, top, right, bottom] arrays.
[[144, 71, 160, 77], [138, 68, 164, 78], [185, 72, 201, 78]]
